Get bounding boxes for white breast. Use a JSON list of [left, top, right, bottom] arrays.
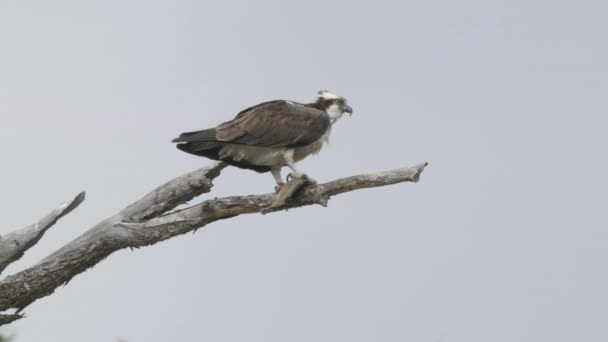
[[293, 129, 331, 162], [218, 129, 331, 167], [218, 144, 285, 166]]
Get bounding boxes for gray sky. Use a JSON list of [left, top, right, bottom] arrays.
[[1, 0, 607, 341]]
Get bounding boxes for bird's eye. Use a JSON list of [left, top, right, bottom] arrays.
[[336, 99, 344, 105]]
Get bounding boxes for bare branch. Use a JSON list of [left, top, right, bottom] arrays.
[[0, 162, 427, 325], [0, 192, 85, 275], [128, 163, 428, 246], [120, 161, 227, 221]]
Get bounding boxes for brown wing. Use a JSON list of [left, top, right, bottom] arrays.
[[215, 100, 330, 148]]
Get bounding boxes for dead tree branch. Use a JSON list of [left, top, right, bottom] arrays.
[[0, 161, 428, 326], [0, 192, 86, 275]]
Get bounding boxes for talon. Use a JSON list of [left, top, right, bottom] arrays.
[[286, 172, 316, 184]]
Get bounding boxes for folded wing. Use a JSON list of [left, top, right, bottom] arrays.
[[173, 100, 330, 148], [216, 101, 330, 147]]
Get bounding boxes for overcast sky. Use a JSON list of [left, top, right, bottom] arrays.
[[1, 0, 607, 341]]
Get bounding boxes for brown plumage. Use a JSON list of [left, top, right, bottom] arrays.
[[172, 91, 352, 183], [215, 101, 330, 147]]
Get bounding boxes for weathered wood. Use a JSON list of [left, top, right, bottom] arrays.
[[0, 161, 427, 325], [0, 192, 85, 275]]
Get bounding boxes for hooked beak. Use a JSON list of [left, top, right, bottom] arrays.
[[341, 104, 353, 116]]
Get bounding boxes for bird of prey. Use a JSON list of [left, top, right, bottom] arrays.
[[172, 90, 352, 188]]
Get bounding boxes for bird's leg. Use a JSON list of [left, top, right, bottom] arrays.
[[283, 150, 316, 184], [263, 151, 318, 213], [271, 167, 285, 193], [283, 150, 302, 179]]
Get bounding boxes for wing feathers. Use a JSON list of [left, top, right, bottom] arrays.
[[172, 100, 330, 161], [215, 101, 330, 148], [171, 128, 217, 143]]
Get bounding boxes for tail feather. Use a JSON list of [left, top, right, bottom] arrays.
[[176, 141, 223, 158], [172, 128, 217, 143], [173, 127, 271, 173], [176, 142, 271, 173]]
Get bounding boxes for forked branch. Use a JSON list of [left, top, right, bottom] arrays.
[[0, 192, 86, 275], [0, 161, 428, 326]]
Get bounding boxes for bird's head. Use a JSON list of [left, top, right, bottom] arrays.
[[315, 90, 352, 123]]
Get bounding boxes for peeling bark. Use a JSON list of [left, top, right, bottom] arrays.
[[0, 161, 428, 325], [0, 192, 85, 275]]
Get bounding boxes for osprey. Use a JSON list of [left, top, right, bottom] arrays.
[[172, 90, 352, 187]]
